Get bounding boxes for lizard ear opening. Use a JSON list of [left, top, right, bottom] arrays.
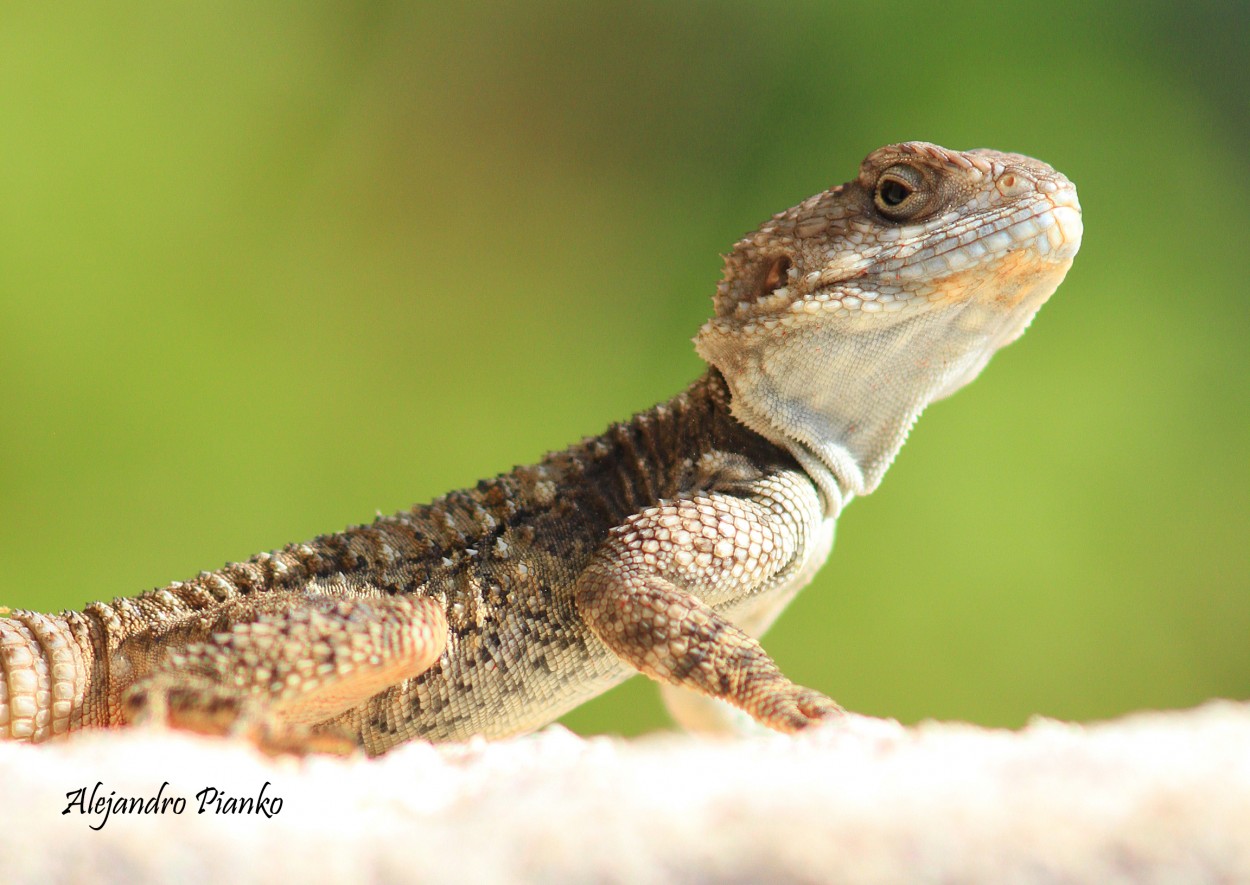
[[752, 255, 791, 302]]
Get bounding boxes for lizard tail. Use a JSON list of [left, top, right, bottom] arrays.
[[0, 610, 88, 742]]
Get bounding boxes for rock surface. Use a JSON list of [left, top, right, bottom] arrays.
[[2, 702, 1247, 883]]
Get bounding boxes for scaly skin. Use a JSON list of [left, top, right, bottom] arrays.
[[0, 143, 1081, 754]]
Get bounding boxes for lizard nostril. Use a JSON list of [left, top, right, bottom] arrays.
[[995, 172, 1031, 197]]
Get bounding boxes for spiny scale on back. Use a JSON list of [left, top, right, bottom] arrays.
[[0, 142, 1081, 754]]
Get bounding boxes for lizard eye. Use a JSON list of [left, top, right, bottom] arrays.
[[878, 178, 910, 206], [874, 164, 929, 221]]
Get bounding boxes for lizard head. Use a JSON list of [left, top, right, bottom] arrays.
[[695, 142, 1082, 514]]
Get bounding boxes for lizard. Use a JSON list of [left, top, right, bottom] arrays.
[[0, 142, 1082, 755]]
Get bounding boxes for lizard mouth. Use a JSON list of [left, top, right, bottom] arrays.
[[802, 182, 1082, 319]]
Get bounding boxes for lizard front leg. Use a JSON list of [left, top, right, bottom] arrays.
[[575, 472, 842, 733], [119, 591, 447, 754]]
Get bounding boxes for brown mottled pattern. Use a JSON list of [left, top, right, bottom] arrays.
[[3, 371, 802, 750]]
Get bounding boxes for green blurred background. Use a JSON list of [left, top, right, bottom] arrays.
[[2, 2, 1246, 736]]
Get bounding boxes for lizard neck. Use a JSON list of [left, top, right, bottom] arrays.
[[697, 295, 1046, 518]]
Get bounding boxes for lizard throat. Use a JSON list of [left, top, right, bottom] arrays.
[[696, 261, 1073, 517]]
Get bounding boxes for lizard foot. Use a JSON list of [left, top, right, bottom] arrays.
[[122, 680, 360, 756], [752, 685, 844, 733]]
